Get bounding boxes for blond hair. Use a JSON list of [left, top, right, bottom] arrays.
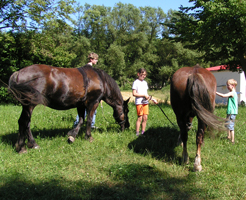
[[227, 79, 237, 86], [88, 52, 98, 61]]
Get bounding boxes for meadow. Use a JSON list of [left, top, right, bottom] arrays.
[[0, 89, 246, 200]]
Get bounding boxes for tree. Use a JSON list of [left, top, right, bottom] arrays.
[[150, 38, 205, 87], [0, 0, 27, 31], [169, 0, 246, 75], [0, 0, 76, 31]]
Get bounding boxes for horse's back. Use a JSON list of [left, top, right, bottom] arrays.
[[10, 64, 79, 83], [9, 64, 89, 109], [171, 66, 216, 97], [170, 66, 217, 122]]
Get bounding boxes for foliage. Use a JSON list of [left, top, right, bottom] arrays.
[[0, 101, 246, 199], [0, 86, 18, 104], [29, 30, 77, 67], [0, 1, 230, 102], [0, 0, 76, 31], [169, 0, 246, 74], [0, 0, 26, 31]]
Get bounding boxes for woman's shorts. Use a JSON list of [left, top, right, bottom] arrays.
[[136, 104, 149, 116], [226, 114, 236, 131]]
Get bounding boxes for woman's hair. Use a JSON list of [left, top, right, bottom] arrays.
[[88, 52, 99, 61], [137, 68, 147, 74], [227, 79, 237, 86]]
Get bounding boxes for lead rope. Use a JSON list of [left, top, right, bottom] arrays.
[[100, 97, 175, 127], [148, 95, 176, 127], [156, 103, 176, 126]]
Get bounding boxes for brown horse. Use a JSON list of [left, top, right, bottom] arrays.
[[8, 64, 130, 153], [170, 65, 225, 171]]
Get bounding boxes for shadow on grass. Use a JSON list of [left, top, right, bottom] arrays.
[[0, 128, 71, 149], [128, 127, 181, 162], [0, 165, 207, 200], [0, 123, 122, 149]]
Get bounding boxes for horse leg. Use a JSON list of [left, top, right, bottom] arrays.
[[193, 119, 206, 171], [85, 103, 98, 142], [181, 128, 189, 165], [67, 107, 85, 143], [186, 116, 194, 131], [16, 105, 39, 153], [177, 118, 189, 164], [26, 106, 39, 149]]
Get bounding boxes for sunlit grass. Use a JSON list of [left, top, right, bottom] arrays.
[[0, 100, 246, 199]]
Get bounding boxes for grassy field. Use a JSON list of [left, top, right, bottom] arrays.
[[0, 90, 246, 199]]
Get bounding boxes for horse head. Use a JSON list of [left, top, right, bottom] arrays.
[[113, 97, 130, 131], [123, 97, 130, 129]]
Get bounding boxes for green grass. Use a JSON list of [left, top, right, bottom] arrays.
[[0, 100, 246, 200]]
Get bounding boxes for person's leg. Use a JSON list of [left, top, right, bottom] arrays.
[[230, 115, 236, 143], [136, 105, 143, 136], [226, 114, 231, 139], [136, 116, 142, 136], [227, 129, 231, 139], [141, 104, 149, 134], [141, 114, 148, 134], [73, 114, 79, 128], [231, 130, 235, 143], [84, 110, 87, 119], [91, 109, 97, 127]]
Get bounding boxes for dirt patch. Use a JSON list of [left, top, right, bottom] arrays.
[[121, 91, 170, 104], [121, 92, 134, 102]]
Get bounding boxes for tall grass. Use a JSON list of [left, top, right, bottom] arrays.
[[0, 101, 246, 199]]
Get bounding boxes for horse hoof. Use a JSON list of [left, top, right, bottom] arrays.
[[27, 142, 39, 149], [33, 145, 40, 149], [15, 143, 27, 153], [68, 136, 75, 143], [89, 137, 94, 142], [193, 165, 202, 172], [183, 159, 189, 165], [18, 148, 27, 154]]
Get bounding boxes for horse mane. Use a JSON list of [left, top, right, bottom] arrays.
[[93, 68, 123, 104]]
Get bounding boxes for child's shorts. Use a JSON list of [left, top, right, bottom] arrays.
[[136, 104, 149, 116], [226, 114, 236, 131]]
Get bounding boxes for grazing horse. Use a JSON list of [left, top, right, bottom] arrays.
[[170, 65, 225, 171], [8, 64, 130, 153]]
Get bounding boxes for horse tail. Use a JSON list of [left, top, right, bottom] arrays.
[[187, 73, 225, 130], [8, 71, 48, 106]]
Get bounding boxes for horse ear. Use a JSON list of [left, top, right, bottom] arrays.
[[125, 97, 130, 103]]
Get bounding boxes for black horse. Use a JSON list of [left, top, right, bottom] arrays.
[[8, 64, 130, 153]]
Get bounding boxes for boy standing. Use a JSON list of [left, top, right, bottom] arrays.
[[216, 79, 238, 143], [73, 52, 99, 128]]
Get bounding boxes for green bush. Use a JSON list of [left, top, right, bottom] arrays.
[[0, 86, 18, 104]]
